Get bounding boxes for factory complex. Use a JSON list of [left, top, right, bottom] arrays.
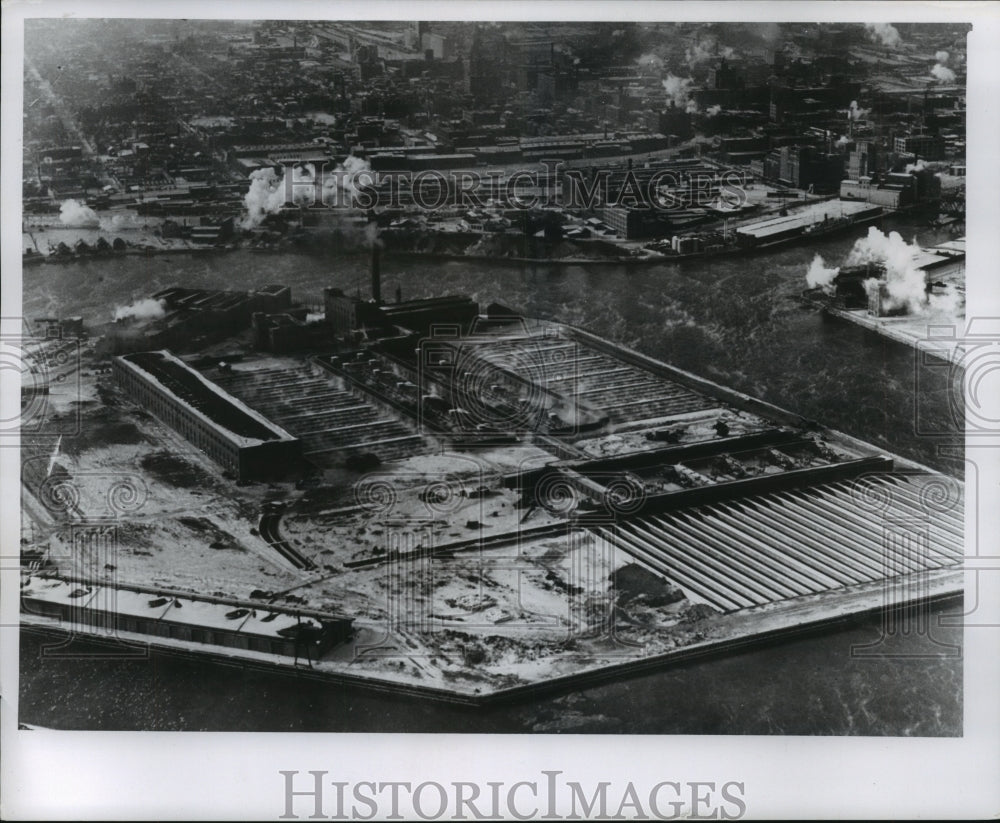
[[16, 19, 968, 706], [19, 250, 963, 700]]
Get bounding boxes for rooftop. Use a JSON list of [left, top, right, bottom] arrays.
[[119, 350, 297, 445], [736, 200, 879, 239]]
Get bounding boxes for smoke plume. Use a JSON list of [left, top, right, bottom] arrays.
[[864, 23, 901, 48], [905, 159, 927, 173], [846, 227, 927, 315], [935, 50, 950, 63], [240, 156, 374, 229], [59, 199, 100, 228], [705, 104, 722, 117], [685, 39, 713, 68], [308, 112, 338, 125], [805, 253, 840, 293], [835, 135, 851, 148], [926, 282, 962, 318], [242, 167, 294, 229], [847, 100, 868, 121], [100, 211, 139, 231], [685, 37, 733, 68], [321, 155, 374, 204], [663, 74, 697, 113], [930, 62, 956, 83], [114, 298, 167, 322]]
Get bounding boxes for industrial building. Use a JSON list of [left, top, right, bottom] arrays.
[[207, 358, 429, 464], [112, 350, 301, 481], [893, 133, 946, 161], [105, 284, 293, 354], [597, 204, 664, 239], [21, 575, 353, 658], [734, 200, 882, 249], [323, 283, 479, 341], [840, 169, 942, 210], [313, 306, 961, 618], [865, 240, 966, 317], [760, 144, 845, 192], [252, 310, 330, 353]]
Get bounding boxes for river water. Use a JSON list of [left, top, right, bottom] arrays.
[[19, 602, 963, 734], [18, 216, 965, 733]]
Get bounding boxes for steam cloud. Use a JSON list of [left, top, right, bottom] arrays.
[[847, 100, 868, 122], [241, 155, 373, 229], [59, 199, 100, 228], [60, 199, 141, 232], [931, 63, 956, 82], [685, 39, 711, 68], [864, 23, 901, 48], [242, 166, 308, 229], [706, 104, 722, 117], [102, 212, 139, 231], [927, 282, 962, 317], [806, 254, 840, 293], [662, 74, 698, 113], [114, 298, 167, 322], [755, 23, 781, 45], [806, 228, 962, 320], [308, 112, 338, 125], [685, 37, 733, 68], [846, 227, 929, 315], [835, 135, 851, 148], [930, 49, 956, 82]]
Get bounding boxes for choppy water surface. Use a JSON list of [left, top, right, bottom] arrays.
[[19, 218, 965, 733]]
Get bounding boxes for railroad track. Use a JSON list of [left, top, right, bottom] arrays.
[[258, 510, 315, 571]]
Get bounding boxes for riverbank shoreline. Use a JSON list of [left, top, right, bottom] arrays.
[[24, 206, 894, 269], [820, 303, 965, 366], [19, 569, 962, 709]]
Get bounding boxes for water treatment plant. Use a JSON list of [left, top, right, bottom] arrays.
[[13, 18, 971, 734], [19, 236, 964, 703]]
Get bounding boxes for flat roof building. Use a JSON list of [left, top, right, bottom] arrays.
[[113, 350, 301, 482], [21, 575, 353, 659], [734, 200, 880, 247]]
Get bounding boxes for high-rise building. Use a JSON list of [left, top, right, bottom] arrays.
[[466, 25, 507, 101], [848, 140, 878, 179]]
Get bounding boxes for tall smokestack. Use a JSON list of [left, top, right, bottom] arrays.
[[371, 242, 381, 304]]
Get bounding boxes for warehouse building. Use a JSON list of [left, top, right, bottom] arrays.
[[21, 575, 353, 659], [734, 200, 881, 249], [112, 350, 301, 481]]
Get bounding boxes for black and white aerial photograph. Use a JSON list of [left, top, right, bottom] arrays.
[[2, 2, 999, 820]]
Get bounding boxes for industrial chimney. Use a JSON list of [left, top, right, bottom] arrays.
[[370, 241, 382, 304]]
